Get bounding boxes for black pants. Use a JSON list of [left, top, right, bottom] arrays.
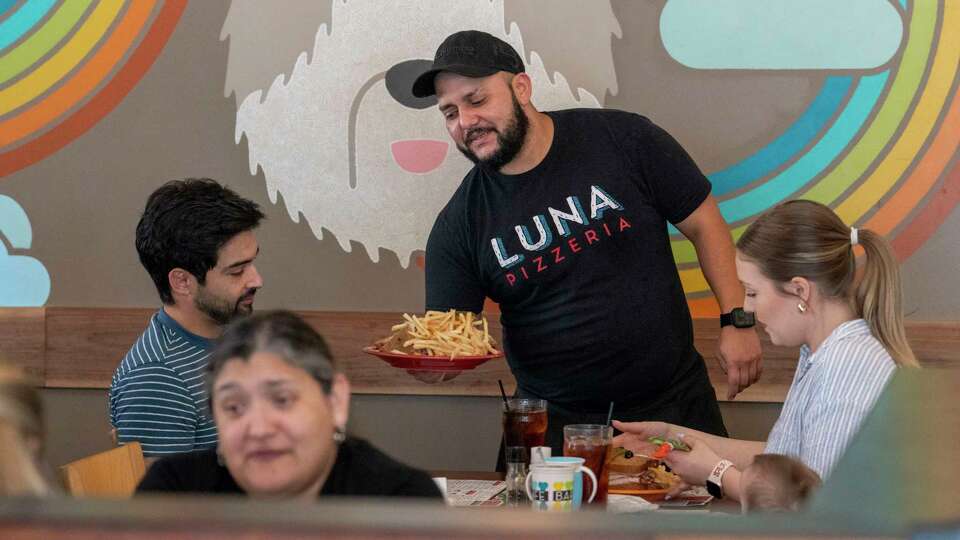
[[495, 362, 727, 471]]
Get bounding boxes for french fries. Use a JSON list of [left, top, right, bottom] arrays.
[[374, 310, 499, 358]]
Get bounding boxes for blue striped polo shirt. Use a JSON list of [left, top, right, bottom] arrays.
[[764, 319, 896, 479], [109, 309, 218, 456]]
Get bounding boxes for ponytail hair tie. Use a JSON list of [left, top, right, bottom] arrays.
[[850, 227, 859, 246]]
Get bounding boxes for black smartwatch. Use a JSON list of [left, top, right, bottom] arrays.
[[720, 307, 755, 328]]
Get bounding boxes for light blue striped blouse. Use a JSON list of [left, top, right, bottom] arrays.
[[764, 319, 896, 479], [109, 309, 218, 456]]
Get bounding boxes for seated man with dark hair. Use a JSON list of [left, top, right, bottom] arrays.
[[110, 178, 265, 460]]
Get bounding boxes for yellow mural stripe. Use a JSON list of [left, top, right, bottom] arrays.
[[679, 266, 709, 293], [0, 0, 124, 116], [836, 1, 960, 223]]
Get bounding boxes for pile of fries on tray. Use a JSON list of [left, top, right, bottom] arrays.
[[372, 310, 499, 359]]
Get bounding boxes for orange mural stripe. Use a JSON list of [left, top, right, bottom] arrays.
[[0, 0, 156, 147], [891, 154, 960, 260], [0, 0, 186, 177], [866, 86, 960, 235], [687, 296, 720, 318]]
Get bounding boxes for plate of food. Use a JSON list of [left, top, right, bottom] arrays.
[[364, 310, 503, 372], [607, 448, 683, 501]]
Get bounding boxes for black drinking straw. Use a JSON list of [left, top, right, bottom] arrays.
[[498, 379, 511, 411], [606, 401, 615, 426]]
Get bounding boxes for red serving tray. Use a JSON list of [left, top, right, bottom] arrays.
[[362, 346, 503, 372]]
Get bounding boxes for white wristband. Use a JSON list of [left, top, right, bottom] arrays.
[[707, 459, 735, 496]]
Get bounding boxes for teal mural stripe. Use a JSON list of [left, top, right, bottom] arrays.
[[0, 0, 20, 18], [0, 0, 57, 52], [0, 0, 93, 85], [709, 76, 853, 196], [718, 71, 890, 223], [669, 71, 888, 233]]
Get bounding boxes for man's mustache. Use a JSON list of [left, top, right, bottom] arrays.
[[464, 127, 495, 145]]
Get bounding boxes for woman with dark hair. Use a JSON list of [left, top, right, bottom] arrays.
[[614, 200, 917, 503], [137, 311, 442, 499]]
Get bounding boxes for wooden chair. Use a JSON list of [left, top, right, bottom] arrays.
[[60, 442, 146, 498]]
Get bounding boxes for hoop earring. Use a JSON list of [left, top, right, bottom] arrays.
[[332, 426, 346, 444], [797, 302, 807, 313]]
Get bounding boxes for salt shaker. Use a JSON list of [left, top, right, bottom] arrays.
[[504, 446, 528, 507]]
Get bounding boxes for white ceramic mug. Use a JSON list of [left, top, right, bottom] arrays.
[[525, 462, 597, 511]]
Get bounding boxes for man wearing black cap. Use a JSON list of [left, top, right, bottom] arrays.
[[413, 30, 762, 455]]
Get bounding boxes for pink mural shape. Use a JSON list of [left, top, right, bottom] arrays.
[[390, 139, 449, 174]]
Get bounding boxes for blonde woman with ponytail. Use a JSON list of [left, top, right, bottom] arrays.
[[613, 200, 916, 503], [0, 365, 50, 496]]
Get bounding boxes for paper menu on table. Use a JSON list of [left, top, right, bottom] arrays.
[[439, 478, 506, 507]]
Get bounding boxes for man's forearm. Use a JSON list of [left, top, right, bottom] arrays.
[[692, 225, 744, 313], [679, 197, 744, 312]]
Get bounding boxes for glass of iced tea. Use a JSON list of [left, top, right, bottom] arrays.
[[502, 398, 548, 463], [563, 424, 613, 506]]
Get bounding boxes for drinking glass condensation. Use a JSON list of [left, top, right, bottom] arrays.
[[502, 399, 548, 461], [563, 424, 613, 506]]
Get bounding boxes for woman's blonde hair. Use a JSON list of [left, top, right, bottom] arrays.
[[737, 200, 918, 367], [0, 365, 49, 496], [743, 454, 821, 512]]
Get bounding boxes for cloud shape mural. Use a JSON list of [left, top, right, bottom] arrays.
[[660, 0, 903, 69], [0, 195, 50, 306]]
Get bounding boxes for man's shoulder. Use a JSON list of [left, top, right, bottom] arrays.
[[114, 310, 209, 378], [551, 107, 652, 130], [436, 166, 486, 222]]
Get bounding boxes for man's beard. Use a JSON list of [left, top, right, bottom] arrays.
[[457, 91, 529, 171], [194, 287, 256, 326]]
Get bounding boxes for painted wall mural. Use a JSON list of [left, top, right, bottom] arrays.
[[221, 0, 960, 317], [0, 0, 184, 305], [0, 0, 185, 176], [666, 0, 960, 315], [0, 0, 956, 316], [0, 195, 49, 306], [222, 0, 620, 268]]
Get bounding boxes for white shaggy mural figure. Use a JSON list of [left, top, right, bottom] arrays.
[[222, 0, 620, 266]]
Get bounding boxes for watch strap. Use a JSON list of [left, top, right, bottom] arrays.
[[706, 459, 735, 499]]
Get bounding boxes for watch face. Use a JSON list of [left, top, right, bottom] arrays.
[[734, 309, 756, 328], [706, 480, 722, 498]]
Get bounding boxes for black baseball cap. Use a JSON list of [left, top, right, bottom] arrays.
[[411, 30, 524, 98]]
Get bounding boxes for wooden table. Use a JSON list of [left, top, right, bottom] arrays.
[[432, 470, 739, 513]]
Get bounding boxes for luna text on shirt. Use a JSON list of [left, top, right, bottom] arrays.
[[489, 184, 630, 286]]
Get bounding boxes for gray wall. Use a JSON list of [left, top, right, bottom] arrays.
[[42, 388, 780, 473]]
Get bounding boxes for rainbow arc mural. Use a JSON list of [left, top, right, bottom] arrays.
[[0, 0, 185, 176], [0, 0, 957, 313], [677, 0, 960, 316], [0, 0, 183, 306]]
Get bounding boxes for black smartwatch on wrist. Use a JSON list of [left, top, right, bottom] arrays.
[[720, 307, 755, 328]]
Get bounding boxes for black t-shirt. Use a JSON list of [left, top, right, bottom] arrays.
[[426, 109, 712, 412], [136, 437, 443, 499]]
